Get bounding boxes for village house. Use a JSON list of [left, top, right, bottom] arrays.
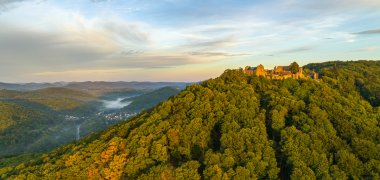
[[241, 63, 318, 80]]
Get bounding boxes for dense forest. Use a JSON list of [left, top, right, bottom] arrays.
[[0, 86, 182, 157], [122, 87, 181, 113], [305, 61, 380, 106], [0, 88, 97, 156], [1, 60, 379, 179]]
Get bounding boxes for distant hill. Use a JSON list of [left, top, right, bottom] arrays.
[[1, 60, 379, 179], [0, 86, 185, 157], [0, 81, 191, 94], [64, 82, 189, 96], [0, 87, 100, 156], [0, 102, 59, 155], [0, 87, 96, 111], [64, 81, 189, 90], [122, 86, 181, 113], [21, 87, 96, 111], [0, 82, 67, 91]]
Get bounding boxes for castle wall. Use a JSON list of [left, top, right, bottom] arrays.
[[242, 64, 318, 80], [243, 70, 254, 75]]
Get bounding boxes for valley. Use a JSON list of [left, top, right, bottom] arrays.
[[0, 82, 185, 157]]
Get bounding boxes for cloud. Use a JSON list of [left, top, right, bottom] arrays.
[[0, 0, 44, 13], [188, 51, 250, 57], [99, 19, 150, 44], [0, 27, 116, 69], [0, 0, 27, 12], [104, 54, 193, 68], [353, 28, 380, 35], [182, 36, 238, 50], [90, 0, 109, 3], [1, 0, 380, 82], [0, 12, 156, 71], [33, 69, 123, 76], [0, 6, 239, 82], [104, 50, 230, 68], [277, 46, 313, 54], [354, 46, 380, 52], [0, 28, 222, 73], [30, 65, 221, 82], [278, 0, 380, 14], [120, 50, 145, 56], [0, 0, 27, 6]]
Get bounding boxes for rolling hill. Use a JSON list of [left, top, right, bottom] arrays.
[[0, 86, 185, 158], [0, 101, 59, 155], [122, 86, 181, 113], [0, 87, 96, 111], [0, 82, 67, 91], [1, 60, 379, 179], [0, 88, 98, 156], [0, 82, 190, 92], [305, 60, 380, 106]]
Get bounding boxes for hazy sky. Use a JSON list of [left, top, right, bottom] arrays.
[[0, 0, 379, 82]]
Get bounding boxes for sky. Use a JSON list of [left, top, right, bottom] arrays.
[[0, 0, 379, 82]]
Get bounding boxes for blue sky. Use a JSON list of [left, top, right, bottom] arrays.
[[0, 0, 379, 82]]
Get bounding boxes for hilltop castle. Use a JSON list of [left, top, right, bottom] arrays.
[[241, 63, 318, 80]]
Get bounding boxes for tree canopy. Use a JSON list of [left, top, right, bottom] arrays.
[[290, 61, 300, 74], [1, 60, 380, 179]]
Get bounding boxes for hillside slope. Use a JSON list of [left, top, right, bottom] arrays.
[[0, 86, 183, 157], [0, 87, 96, 111], [305, 60, 380, 106], [0, 88, 98, 156], [0, 102, 59, 156], [1, 61, 379, 179], [122, 86, 181, 113]]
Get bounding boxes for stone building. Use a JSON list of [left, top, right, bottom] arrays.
[[241, 63, 318, 80], [243, 64, 266, 77]]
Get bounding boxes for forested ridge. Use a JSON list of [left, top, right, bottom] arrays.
[[0, 87, 96, 111], [0, 88, 100, 156], [305, 60, 380, 106], [0, 86, 182, 157], [122, 86, 181, 113], [1, 61, 379, 179]]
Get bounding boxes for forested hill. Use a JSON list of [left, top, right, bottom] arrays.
[[1, 61, 380, 179], [305, 60, 380, 106], [121, 86, 181, 113]]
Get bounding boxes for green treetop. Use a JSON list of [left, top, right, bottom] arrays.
[[290, 61, 300, 74]]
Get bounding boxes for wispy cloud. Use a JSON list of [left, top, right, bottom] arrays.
[[353, 28, 380, 35], [0, 0, 380, 82], [277, 46, 313, 54], [0, 12, 155, 69], [183, 36, 238, 50], [0, 0, 27, 12], [90, 0, 109, 3], [188, 51, 250, 57], [0, 0, 45, 13], [354, 46, 380, 52], [106, 54, 195, 68]]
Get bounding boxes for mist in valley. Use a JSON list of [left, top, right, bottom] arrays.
[[100, 98, 132, 109]]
